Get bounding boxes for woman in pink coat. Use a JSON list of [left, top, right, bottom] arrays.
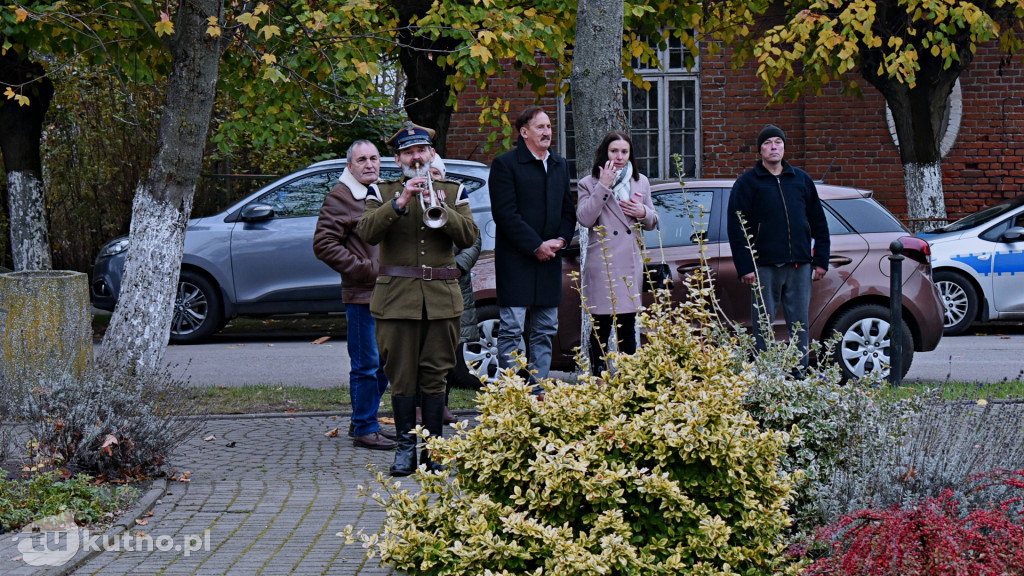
[[576, 131, 659, 375]]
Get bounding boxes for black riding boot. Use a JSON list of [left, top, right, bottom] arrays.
[[389, 395, 418, 477], [420, 394, 446, 472]]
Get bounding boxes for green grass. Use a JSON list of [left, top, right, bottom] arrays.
[[0, 471, 140, 531], [183, 384, 483, 415], [883, 379, 1024, 402]]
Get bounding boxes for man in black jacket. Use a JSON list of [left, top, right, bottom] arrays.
[[488, 107, 576, 387], [727, 124, 831, 367]]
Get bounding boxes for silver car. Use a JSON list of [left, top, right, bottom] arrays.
[[90, 158, 493, 343], [920, 195, 1024, 335]]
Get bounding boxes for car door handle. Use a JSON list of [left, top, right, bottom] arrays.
[[829, 256, 853, 267]]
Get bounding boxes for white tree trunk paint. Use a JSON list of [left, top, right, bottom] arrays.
[[97, 187, 189, 374], [903, 161, 948, 231], [6, 170, 52, 270]]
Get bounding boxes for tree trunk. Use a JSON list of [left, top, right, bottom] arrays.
[[861, 40, 966, 226], [571, 0, 625, 374], [0, 50, 54, 271], [393, 0, 461, 155], [95, 0, 223, 376], [0, 270, 91, 393]]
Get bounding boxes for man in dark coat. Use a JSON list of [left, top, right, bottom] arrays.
[[727, 124, 831, 367], [487, 107, 576, 387]]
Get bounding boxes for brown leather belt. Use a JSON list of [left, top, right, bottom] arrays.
[[378, 264, 461, 280]]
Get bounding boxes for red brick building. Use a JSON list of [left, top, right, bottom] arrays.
[[446, 42, 1024, 225]]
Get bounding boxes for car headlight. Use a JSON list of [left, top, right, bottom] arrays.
[[101, 237, 130, 257]]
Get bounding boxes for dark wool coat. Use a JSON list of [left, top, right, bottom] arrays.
[[487, 138, 576, 308], [726, 159, 831, 278]]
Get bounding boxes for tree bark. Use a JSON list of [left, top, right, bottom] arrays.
[[571, 0, 626, 374], [570, 0, 626, 179], [859, 21, 969, 225], [95, 0, 223, 376], [0, 270, 91, 393], [0, 49, 54, 271], [393, 0, 460, 155]]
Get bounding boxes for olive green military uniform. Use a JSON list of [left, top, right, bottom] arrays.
[[357, 177, 479, 397]]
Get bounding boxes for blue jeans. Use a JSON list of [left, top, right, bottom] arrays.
[[751, 263, 812, 366], [497, 306, 558, 381], [346, 303, 389, 436]]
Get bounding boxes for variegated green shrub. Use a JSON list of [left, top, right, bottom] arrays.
[[346, 291, 803, 576]]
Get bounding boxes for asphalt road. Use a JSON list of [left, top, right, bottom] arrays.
[[90, 323, 1024, 388]]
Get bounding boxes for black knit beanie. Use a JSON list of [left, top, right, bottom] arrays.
[[756, 124, 786, 149]]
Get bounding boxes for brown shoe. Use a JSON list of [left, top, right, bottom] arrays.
[[353, 432, 397, 451], [378, 426, 398, 441], [443, 406, 458, 425]]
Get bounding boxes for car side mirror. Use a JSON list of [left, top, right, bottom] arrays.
[[241, 203, 275, 222], [1002, 226, 1024, 243]]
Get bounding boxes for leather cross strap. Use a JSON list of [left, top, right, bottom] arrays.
[[378, 264, 461, 281]]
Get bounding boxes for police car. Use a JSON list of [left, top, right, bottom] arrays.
[[920, 195, 1024, 335]]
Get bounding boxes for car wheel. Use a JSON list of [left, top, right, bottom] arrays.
[[169, 271, 224, 344], [826, 304, 913, 381], [933, 270, 978, 336], [448, 304, 501, 389]]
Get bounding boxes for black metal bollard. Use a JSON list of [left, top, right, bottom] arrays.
[[888, 241, 904, 386]]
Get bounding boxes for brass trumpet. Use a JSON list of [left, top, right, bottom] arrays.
[[418, 164, 449, 228]]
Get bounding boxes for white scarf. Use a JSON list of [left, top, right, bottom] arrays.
[[611, 162, 633, 202]]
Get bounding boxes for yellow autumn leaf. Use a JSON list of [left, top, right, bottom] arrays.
[[478, 30, 497, 45], [237, 12, 259, 30], [470, 43, 492, 64], [263, 67, 287, 83], [206, 15, 221, 37], [155, 11, 174, 36], [354, 61, 370, 75], [262, 53, 277, 65], [260, 25, 280, 40], [254, 2, 270, 16], [15, 7, 28, 22]]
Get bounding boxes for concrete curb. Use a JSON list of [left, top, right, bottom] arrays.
[[41, 478, 169, 576]]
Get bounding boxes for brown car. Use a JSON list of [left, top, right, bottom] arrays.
[[455, 180, 944, 386]]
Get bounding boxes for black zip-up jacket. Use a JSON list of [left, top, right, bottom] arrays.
[[726, 159, 831, 278]]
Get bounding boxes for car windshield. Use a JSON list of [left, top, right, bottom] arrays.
[[926, 195, 1024, 233]]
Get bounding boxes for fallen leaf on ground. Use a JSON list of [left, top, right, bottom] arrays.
[[312, 336, 331, 344], [136, 519, 148, 526], [204, 435, 216, 442], [325, 428, 339, 438], [225, 441, 236, 448], [378, 417, 395, 425], [101, 434, 119, 457]]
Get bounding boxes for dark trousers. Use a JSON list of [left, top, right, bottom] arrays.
[[751, 262, 812, 366]]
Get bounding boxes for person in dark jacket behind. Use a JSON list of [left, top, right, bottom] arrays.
[[313, 140, 396, 451], [487, 107, 576, 390], [726, 124, 831, 367]]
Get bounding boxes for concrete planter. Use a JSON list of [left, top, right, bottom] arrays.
[[0, 270, 92, 388]]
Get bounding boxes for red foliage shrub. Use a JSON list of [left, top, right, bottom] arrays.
[[801, 469, 1024, 576]]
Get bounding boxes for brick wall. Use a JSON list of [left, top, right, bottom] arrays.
[[449, 44, 1024, 222]]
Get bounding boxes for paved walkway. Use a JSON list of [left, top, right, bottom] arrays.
[[2, 412, 442, 576]]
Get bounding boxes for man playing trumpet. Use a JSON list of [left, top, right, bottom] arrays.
[[357, 122, 479, 476]]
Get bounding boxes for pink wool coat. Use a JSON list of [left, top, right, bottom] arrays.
[[576, 173, 659, 315]]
